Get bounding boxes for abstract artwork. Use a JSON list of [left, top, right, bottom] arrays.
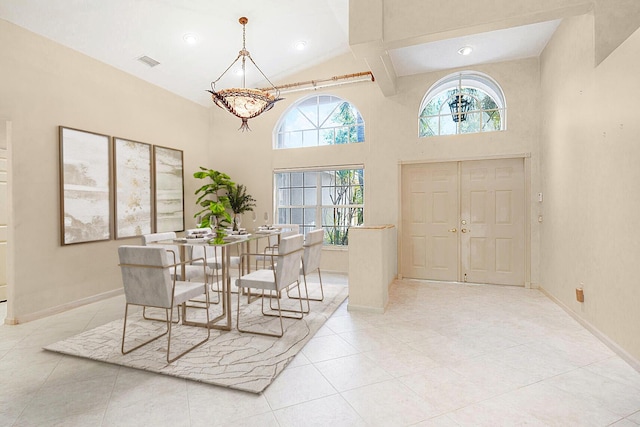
[[114, 137, 152, 239], [153, 145, 184, 232], [59, 126, 111, 245]]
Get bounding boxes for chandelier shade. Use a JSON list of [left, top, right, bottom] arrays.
[[208, 17, 282, 131]]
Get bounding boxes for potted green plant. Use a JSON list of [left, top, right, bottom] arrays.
[[227, 184, 256, 231], [193, 167, 234, 243]]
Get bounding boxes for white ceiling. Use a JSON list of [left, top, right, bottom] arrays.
[[389, 19, 562, 77], [0, 1, 561, 105]]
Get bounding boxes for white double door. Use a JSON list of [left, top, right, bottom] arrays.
[[401, 158, 525, 286]]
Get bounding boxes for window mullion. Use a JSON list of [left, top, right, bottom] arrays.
[[316, 172, 322, 233]]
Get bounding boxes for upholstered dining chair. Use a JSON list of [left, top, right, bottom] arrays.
[[141, 232, 208, 281], [250, 224, 299, 279], [185, 228, 222, 304], [141, 231, 214, 322], [235, 234, 305, 338], [118, 245, 210, 363], [288, 228, 325, 303]]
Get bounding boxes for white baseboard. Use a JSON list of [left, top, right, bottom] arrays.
[[347, 303, 385, 314], [538, 286, 640, 373], [5, 288, 124, 325]]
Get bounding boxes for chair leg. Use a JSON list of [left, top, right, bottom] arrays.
[[288, 268, 324, 302], [121, 303, 169, 355], [293, 275, 311, 313], [265, 283, 305, 319], [273, 275, 310, 315], [209, 266, 221, 304], [143, 305, 181, 323], [166, 284, 211, 364], [208, 248, 222, 304], [237, 289, 284, 338], [186, 265, 221, 307]]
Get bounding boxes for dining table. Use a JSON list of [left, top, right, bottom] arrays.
[[152, 228, 281, 331]]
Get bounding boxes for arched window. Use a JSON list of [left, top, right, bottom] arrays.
[[419, 71, 506, 137], [274, 94, 365, 149]]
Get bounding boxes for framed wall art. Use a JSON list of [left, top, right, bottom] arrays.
[[113, 137, 153, 239], [59, 126, 112, 245], [153, 145, 184, 232]]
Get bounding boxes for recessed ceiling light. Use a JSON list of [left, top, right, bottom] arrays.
[[458, 46, 473, 56], [294, 40, 307, 51], [183, 33, 198, 44]]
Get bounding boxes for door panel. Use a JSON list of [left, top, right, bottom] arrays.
[[460, 158, 525, 285], [401, 163, 458, 281], [401, 158, 525, 286]]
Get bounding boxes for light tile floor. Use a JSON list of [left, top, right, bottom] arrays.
[[1, 277, 640, 426]]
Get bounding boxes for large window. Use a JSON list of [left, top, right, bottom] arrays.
[[275, 168, 364, 245], [419, 71, 506, 137], [274, 95, 365, 149]]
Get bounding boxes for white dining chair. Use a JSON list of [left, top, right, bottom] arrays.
[[254, 223, 299, 270], [141, 232, 209, 281], [118, 245, 210, 363], [185, 228, 222, 304], [288, 228, 325, 303], [235, 234, 305, 337]]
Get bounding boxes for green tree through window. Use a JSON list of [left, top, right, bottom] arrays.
[[275, 168, 364, 245]]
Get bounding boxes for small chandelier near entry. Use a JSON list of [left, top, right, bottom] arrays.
[[448, 93, 471, 122], [448, 73, 472, 123], [207, 17, 282, 131]]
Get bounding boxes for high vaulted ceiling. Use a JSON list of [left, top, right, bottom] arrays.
[[0, 0, 562, 105]]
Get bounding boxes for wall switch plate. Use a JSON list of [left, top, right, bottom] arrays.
[[537, 192, 543, 202]]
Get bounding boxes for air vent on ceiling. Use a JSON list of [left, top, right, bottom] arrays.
[[137, 55, 160, 67]]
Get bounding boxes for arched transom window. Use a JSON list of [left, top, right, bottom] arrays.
[[274, 94, 364, 149], [419, 71, 506, 137]]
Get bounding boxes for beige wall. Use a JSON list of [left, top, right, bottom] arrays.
[[3, 1, 638, 367], [540, 13, 640, 362], [0, 19, 210, 322], [208, 52, 542, 282]]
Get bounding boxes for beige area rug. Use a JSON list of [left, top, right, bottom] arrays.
[[44, 282, 348, 394]]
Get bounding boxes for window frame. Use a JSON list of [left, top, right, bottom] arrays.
[[274, 166, 364, 246], [273, 94, 365, 149], [419, 71, 507, 137]]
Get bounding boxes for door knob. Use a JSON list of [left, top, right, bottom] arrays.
[[448, 228, 457, 233], [461, 228, 470, 233]]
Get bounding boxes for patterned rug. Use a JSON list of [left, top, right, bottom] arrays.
[[44, 282, 348, 394]]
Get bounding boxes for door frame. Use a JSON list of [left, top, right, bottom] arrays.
[[0, 120, 14, 323], [397, 153, 532, 287]]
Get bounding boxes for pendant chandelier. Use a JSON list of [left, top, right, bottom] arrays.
[[448, 74, 472, 123], [448, 93, 471, 122], [207, 17, 282, 131]]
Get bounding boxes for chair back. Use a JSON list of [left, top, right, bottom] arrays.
[[118, 245, 173, 308], [271, 224, 299, 246], [275, 234, 304, 290], [274, 223, 299, 235], [303, 229, 324, 273], [141, 232, 180, 262]]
